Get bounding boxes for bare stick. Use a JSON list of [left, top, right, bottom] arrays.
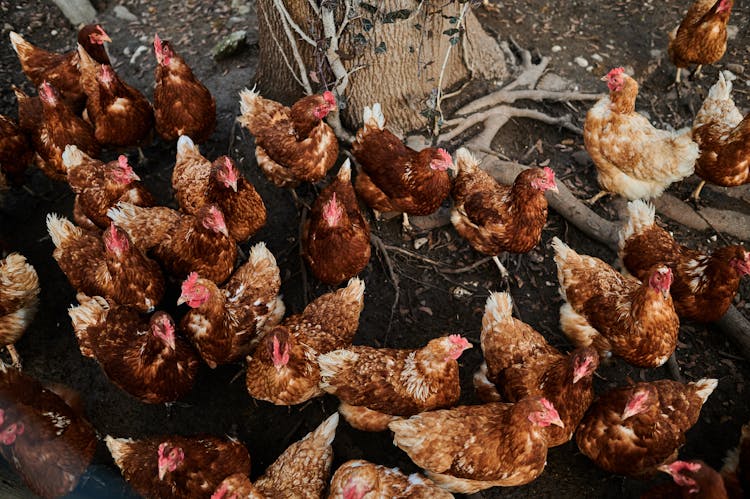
[[433, 2, 471, 137], [371, 234, 400, 342], [273, 0, 317, 46], [270, 0, 313, 94], [457, 89, 604, 115], [260, 3, 307, 91]]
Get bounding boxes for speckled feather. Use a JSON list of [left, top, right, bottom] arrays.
[[205, 160, 266, 243], [668, 0, 733, 69], [0, 253, 39, 349], [172, 136, 213, 216]]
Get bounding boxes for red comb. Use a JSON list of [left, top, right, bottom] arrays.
[[323, 90, 336, 107], [540, 398, 555, 411], [154, 33, 162, 53], [118, 155, 129, 169], [607, 67, 625, 78]]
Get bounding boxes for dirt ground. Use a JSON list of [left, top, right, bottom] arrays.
[[0, 0, 749, 497]]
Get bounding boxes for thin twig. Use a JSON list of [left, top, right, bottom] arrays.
[[273, 0, 317, 46], [271, 0, 313, 94], [433, 1, 471, 137], [371, 234, 400, 343], [441, 256, 493, 274], [260, 2, 306, 90]]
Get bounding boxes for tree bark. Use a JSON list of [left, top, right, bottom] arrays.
[[254, 0, 507, 133]]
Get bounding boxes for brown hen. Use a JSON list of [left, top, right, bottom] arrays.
[[553, 237, 679, 367], [389, 397, 563, 494], [153, 34, 216, 143], [105, 434, 251, 499], [619, 200, 749, 323], [473, 291, 599, 446], [47, 216, 164, 313], [690, 71, 750, 199], [0, 364, 97, 499], [0, 114, 33, 185], [68, 294, 199, 404], [642, 460, 729, 499], [78, 45, 154, 148], [0, 253, 39, 368], [352, 103, 453, 229], [576, 379, 717, 477], [107, 201, 236, 283], [302, 159, 371, 285], [328, 459, 454, 499], [63, 145, 155, 230], [668, 0, 733, 82], [238, 87, 338, 188], [246, 277, 365, 405], [319, 335, 471, 432], [177, 242, 284, 368]]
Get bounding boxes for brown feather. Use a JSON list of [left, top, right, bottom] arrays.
[[668, 0, 733, 69], [0, 115, 33, 185], [329, 459, 454, 499]]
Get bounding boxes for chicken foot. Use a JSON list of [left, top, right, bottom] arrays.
[[492, 255, 510, 282], [6, 344, 21, 369], [690, 180, 707, 203]]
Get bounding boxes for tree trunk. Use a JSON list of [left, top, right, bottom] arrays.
[[254, 0, 507, 134]]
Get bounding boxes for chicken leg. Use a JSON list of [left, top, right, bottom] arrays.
[[675, 67, 682, 84], [492, 255, 510, 281], [690, 180, 707, 203], [6, 344, 21, 369], [585, 190, 610, 205], [693, 64, 703, 79]]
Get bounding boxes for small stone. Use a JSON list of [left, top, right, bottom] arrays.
[[212, 30, 248, 60], [129, 45, 148, 65], [727, 25, 738, 40], [3, 23, 14, 32], [51, 29, 58, 36], [726, 63, 744, 75], [113, 5, 139, 22], [451, 287, 472, 299], [537, 73, 570, 92], [551, 45, 562, 53], [571, 150, 593, 167], [232, 0, 251, 15], [650, 49, 663, 58], [574, 56, 588, 67], [413, 237, 428, 250], [122, 46, 132, 56], [591, 53, 603, 62]]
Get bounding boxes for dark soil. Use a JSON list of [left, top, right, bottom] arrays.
[[1, 0, 749, 498]]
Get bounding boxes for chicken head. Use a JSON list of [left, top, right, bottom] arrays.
[[343, 477, 373, 499], [323, 193, 344, 227], [648, 266, 673, 299], [150, 312, 176, 351], [528, 398, 564, 428], [312, 91, 337, 120], [658, 460, 702, 493], [530, 167, 559, 193], [177, 272, 211, 308], [571, 347, 599, 384], [38, 81, 59, 105], [429, 148, 453, 172], [444, 334, 472, 361], [87, 25, 111, 45], [214, 156, 239, 192], [602, 67, 626, 92], [621, 387, 653, 420], [269, 328, 290, 371], [113, 156, 140, 184], [153, 34, 172, 66], [157, 442, 184, 480], [103, 224, 130, 257], [731, 249, 750, 275], [200, 205, 229, 237], [0, 421, 25, 445]]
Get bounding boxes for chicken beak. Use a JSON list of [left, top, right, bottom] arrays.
[[158, 464, 167, 481], [230, 181, 238, 193], [549, 184, 559, 194], [551, 416, 564, 428], [661, 289, 669, 300], [600, 75, 609, 82], [176, 295, 188, 306]]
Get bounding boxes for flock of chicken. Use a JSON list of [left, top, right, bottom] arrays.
[[0, 0, 749, 497]]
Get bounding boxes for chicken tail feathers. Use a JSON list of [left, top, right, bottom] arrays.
[[619, 200, 655, 251], [176, 135, 198, 161], [455, 147, 479, 173], [68, 294, 109, 357], [482, 292, 513, 331], [690, 378, 718, 404], [104, 436, 135, 468], [473, 361, 502, 402], [708, 70, 736, 101], [312, 412, 339, 447], [337, 158, 352, 183], [8, 32, 31, 60], [237, 86, 265, 132], [61, 144, 89, 172], [46, 213, 82, 249], [362, 103, 385, 131], [341, 277, 365, 306]]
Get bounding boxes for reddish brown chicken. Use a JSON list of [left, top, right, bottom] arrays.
[[105, 434, 251, 499], [389, 397, 563, 493], [302, 159, 371, 285], [107, 201, 236, 283], [721, 421, 750, 499], [642, 460, 729, 499], [78, 45, 154, 148], [31, 82, 100, 180], [690, 72, 750, 199], [11, 85, 42, 135], [318, 335, 472, 432], [153, 34, 216, 143], [352, 103, 453, 229], [668, 0, 734, 82], [63, 145, 155, 230], [553, 237, 679, 367], [204, 156, 266, 243], [213, 413, 339, 499], [172, 134, 212, 215], [47, 216, 164, 313], [0, 253, 39, 368], [68, 294, 200, 404], [619, 200, 750, 323], [0, 114, 33, 185], [473, 292, 599, 447], [328, 459, 454, 499], [0, 364, 97, 499], [451, 148, 557, 276], [177, 242, 284, 368], [238, 86, 338, 187], [576, 378, 717, 477], [9, 24, 111, 111], [246, 278, 365, 405]]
